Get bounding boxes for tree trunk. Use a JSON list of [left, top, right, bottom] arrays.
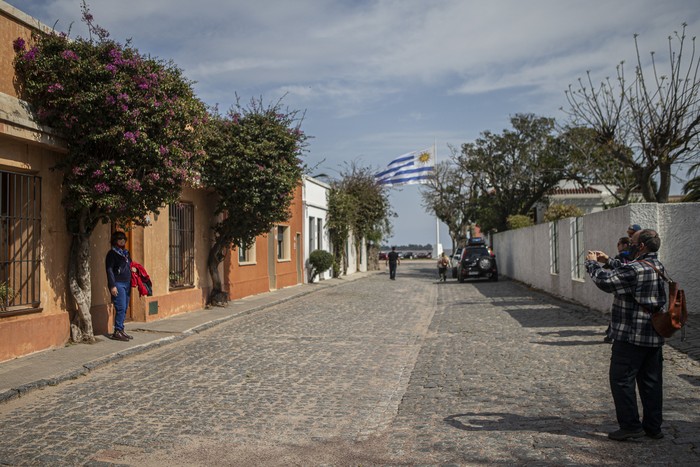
[[68, 234, 95, 343], [367, 244, 380, 271], [657, 161, 671, 203], [634, 166, 657, 202], [207, 239, 229, 306]]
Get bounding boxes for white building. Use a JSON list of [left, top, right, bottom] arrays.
[[302, 176, 332, 282], [535, 181, 618, 223]]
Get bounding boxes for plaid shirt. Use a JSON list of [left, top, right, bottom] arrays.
[[585, 252, 666, 347]]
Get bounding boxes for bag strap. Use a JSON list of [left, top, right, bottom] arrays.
[[636, 260, 673, 284], [632, 260, 665, 316]]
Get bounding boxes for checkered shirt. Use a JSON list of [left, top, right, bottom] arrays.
[[585, 252, 666, 347]]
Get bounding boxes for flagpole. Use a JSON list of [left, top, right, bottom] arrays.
[[434, 138, 440, 258]]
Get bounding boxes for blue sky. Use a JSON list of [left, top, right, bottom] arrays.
[[8, 0, 700, 248]]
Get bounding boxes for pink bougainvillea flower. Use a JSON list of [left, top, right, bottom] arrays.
[[13, 37, 26, 52], [23, 47, 38, 61], [94, 183, 110, 193], [125, 178, 142, 192], [61, 50, 79, 60]]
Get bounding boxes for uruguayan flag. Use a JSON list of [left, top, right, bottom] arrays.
[[375, 147, 435, 186]]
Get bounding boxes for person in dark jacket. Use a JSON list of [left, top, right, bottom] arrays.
[[106, 231, 133, 341], [386, 246, 401, 280]]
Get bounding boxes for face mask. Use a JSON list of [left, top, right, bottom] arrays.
[[628, 244, 639, 258]]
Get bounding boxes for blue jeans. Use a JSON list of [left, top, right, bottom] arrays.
[[111, 281, 131, 332], [609, 341, 663, 433]]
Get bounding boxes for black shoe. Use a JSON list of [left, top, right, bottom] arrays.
[[110, 330, 129, 342], [121, 330, 134, 340], [645, 431, 664, 439], [608, 428, 645, 441]]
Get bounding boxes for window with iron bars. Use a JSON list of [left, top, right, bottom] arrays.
[[169, 202, 194, 288], [0, 171, 41, 313]]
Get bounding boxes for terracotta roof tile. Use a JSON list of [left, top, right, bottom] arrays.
[[548, 187, 602, 195]]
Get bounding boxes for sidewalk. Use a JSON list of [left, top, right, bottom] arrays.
[[0, 271, 379, 403]]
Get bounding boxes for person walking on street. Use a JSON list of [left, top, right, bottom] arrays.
[[437, 252, 449, 282], [106, 231, 133, 341], [386, 246, 401, 280], [585, 229, 667, 441]]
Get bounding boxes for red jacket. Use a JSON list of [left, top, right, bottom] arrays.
[[130, 261, 153, 297]]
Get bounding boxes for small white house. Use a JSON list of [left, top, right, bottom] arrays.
[[302, 175, 332, 282], [535, 181, 618, 223]]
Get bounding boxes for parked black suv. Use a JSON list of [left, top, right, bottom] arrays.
[[457, 238, 498, 282]]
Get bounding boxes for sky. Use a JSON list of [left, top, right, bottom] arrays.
[[8, 0, 700, 248]]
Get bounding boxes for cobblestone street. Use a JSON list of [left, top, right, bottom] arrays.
[[1, 262, 699, 466]]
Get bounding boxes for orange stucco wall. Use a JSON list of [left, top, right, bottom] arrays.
[[0, 3, 73, 363], [226, 184, 304, 297], [275, 184, 304, 289]]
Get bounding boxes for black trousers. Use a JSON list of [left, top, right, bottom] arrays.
[[609, 341, 663, 433], [389, 262, 397, 279]]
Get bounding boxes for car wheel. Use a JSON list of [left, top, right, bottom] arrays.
[[477, 257, 493, 272]]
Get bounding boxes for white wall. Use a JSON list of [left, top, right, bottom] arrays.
[[494, 203, 700, 316], [302, 176, 332, 282]]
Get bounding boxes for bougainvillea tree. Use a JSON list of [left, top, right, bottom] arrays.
[[13, 7, 206, 342], [202, 99, 307, 305]]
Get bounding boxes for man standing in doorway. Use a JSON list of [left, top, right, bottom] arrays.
[[386, 246, 401, 280], [585, 229, 667, 441]]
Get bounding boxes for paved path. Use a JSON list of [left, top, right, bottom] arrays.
[[1, 262, 699, 465]]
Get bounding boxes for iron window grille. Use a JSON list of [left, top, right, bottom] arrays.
[[169, 202, 194, 288], [0, 171, 41, 312]]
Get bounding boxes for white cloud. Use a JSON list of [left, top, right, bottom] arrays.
[[10, 0, 700, 244]]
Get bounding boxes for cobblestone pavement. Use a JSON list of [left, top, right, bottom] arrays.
[[1, 263, 699, 466]]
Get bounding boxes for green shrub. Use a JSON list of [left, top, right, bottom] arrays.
[[309, 250, 335, 282], [544, 204, 584, 222], [506, 215, 534, 230], [0, 282, 15, 311]]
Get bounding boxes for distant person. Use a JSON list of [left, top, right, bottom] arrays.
[[106, 231, 133, 341], [626, 223, 642, 239], [603, 237, 632, 269], [386, 246, 401, 280], [437, 252, 449, 282], [586, 229, 667, 441]]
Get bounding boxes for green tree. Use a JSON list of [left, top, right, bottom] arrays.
[[201, 99, 307, 305], [327, 163, 392, 275], [13, 6, 206, 342], [420, 159, 477, 254], [560, 126, 639, 205], [458, 114, 568, 232], [565, 24, 700, 203]]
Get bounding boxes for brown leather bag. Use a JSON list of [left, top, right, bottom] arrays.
[[638, 260, 688, 339]]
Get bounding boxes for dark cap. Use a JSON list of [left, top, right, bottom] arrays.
[[627, 224, 641, 233]]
